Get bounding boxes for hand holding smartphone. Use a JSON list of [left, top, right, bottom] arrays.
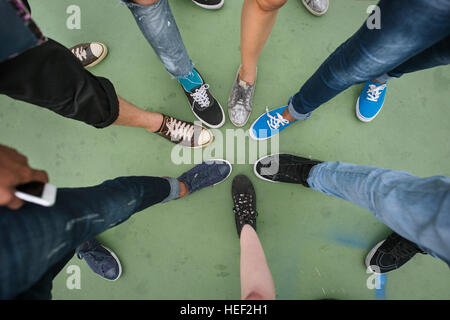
[[15, 181, 57, 207]]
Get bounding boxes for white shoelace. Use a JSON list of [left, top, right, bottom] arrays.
[[72, 47, 87, 61], [366, 84, 386, 102], [266, 107, 289, 130], [165, 118, 195, 142], [191, 84, 211, 109]]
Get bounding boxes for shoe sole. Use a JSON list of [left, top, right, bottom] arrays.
[[205, 158, 233, 186], [85, 43, 108, 68], [302, 0, 329, 16], [364, 240, 386, 274], [355, 97, 384, 123], [248, 106, 288, 141], [101, 245, 122, 281], [253, 153, 292, 183], [228, 65, 256, 128], [192, 0, 224, 10]]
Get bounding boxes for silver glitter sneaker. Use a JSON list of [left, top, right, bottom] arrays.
[[302, 0, 329, 16], [227, 66, 256, 127]]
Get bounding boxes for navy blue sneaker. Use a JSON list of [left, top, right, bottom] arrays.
[[356, 80, 388, 122], [76, 239, 122, 281], [178, 159, 232, 194], [249, 105, 297, 140]]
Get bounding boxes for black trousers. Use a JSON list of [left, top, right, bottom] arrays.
[[0, 0, 119, 128], [4, 0, 118, 300]]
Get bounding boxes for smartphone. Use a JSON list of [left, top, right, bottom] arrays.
[[15, 181, 57, 207]]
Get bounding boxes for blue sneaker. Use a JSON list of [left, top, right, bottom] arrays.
[[249, 105, 297, 141], [178, 159, 232, 194], [356, 80, 388, 122], [76, 239, 122, 281]]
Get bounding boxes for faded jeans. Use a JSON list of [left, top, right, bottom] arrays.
[[0, 176, 180, 299], [288, 0, 450, 119], [308, 162, 450, 266], [120, 0, 194, 78]]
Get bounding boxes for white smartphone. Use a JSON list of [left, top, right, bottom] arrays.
[[15, 182, 57, 207]]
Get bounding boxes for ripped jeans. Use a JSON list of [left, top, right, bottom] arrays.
[[120, 0, 194, 77], [0, 176, 180, 299]]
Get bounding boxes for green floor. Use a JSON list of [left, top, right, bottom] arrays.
[[1, 0, 449, 300]]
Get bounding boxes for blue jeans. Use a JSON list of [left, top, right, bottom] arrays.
[[288, 0, 450, 119], [0, 176, 180, 299], [308, 162, 450, 266], [120, 0, 194, 78]]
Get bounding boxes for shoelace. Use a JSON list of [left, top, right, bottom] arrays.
[[266, 107, 289, 130], [233, 193, 257, 224], [366, 84, 386, 102], [165, 117, 195, 142], [72, 47, 87, 61], [191, 84, 211, 109], [234, 82, 252, 108]]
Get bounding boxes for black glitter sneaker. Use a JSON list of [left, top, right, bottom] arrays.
[[180, 68, 225, 129], [366, 232, 426, 274], [192, 0, 224, 10], [232, 175, 258, 237], [254, 153, 322, 187]]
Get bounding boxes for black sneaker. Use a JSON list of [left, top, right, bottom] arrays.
[[366, 232, 426, 274], [254, 153, 322, 187], [192, 0, 224, 10], [232, 175, 258, 237], [70, 42, 108, 68], [180, 68, 225, 129]]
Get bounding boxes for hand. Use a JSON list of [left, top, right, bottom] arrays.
[[0, 145, 48, 210]]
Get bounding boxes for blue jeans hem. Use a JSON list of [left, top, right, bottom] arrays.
[[162, 177, 180, 203], [288, 97, 312, 121]]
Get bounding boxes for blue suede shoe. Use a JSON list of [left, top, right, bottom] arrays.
[[177, 159, 232, 194], [249, 105, 297, 140], [356, 80, 388, 122], [76, 239, 122, 281]]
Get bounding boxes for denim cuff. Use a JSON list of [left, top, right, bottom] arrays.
[[288, 97, 312, 121], [119, 0, 163, 9], [374, 73, 393, 83], [161, 177, 180, 203], [306, 161, 327, 189]]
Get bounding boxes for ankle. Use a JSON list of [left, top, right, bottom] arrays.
[[282, 107, 296, 123], [148, 113, 164, 133], [238, 67, 256, 85], [178, 180, 189, 198], [372, 78, 386, 84]]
